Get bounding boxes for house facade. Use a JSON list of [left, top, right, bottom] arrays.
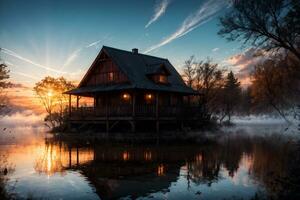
[[65, 46, 202, 132]]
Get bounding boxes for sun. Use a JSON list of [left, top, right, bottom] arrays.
[[47, 90, 53, 97]]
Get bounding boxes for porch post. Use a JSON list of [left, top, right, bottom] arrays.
[[105, 93, 109, 133], [156, 92, 159, 133], [69, 94, 71, 117], [132, 92, 136, 117], [132, 91, 136, 133], [76, 96, 79, 109]]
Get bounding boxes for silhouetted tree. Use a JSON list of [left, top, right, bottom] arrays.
[[239, 87, 253, 116], [34, 76, 75, 128], [194, 59, 224, 117], [182, 56, 196, 88], [251, 55, 299, 120], [0, 63, 10, 113], [219, 71, 241, 123], [219, 0, 300, 62]]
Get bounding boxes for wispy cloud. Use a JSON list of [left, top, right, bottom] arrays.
[[62, 48, 82, 69], [144, 0, 230, 53], [85, 39, 102, 48], [1, 48, 67, 74], [62, 39, 105, 69], [212, 47, 220, 52], [5, 61, 42, 81], [145, 0, 170, 28], [11, 71, 40, 80]]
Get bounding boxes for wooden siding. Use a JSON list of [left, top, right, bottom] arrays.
[[82, 53, 129, 87]]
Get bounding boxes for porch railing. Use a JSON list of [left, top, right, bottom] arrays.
[[70, 105, 202, 118]]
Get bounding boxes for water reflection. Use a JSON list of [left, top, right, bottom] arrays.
[[34, 141, 94, 176], [1, 133, 300, 200]]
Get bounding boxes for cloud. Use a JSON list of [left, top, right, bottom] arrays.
[[1, 48, 67, 74], [5, 61, 40, 81], [144, 0, 230, 53], [62, 48, 82, 69], [62, 39, 105, 69], [85, 39, 102, 48], [212, 47, 220, 52], [145, 0, 170, 28], [0, 110, 45, 128], [226, 48, 267, 79]]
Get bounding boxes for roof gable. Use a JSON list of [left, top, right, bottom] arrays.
[[69, 46, 197, 94], [78, 50, 130, 87]]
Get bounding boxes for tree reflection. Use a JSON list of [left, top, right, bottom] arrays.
[[0, 153, 15, 199], [31, 135, 300, 200], [34, 140, 94, 176]]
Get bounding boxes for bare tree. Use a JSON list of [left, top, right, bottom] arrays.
[[34, 76, 75, 128], [182, 56, 196, 88], [251, 56, 299, 120], [219, 0, 300, 61], [194, 59, 224, 117], [0, 63, 10, 113]]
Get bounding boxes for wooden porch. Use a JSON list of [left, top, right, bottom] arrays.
[[69, 104, 202, 120], [67, 92, 203, 133]]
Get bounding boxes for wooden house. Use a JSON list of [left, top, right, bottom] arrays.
[[65, 46, 202, 132]]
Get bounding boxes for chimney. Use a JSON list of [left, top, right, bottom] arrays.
[[132, 48, 138, 54]]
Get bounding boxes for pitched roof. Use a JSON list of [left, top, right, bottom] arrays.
[[66, 46, 197, 95]]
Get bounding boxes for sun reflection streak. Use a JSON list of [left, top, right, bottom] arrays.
[[34, 142, 94, 176]]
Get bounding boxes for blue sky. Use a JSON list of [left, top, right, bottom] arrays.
[[0, 0, 245, 86]]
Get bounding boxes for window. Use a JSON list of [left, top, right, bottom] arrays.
[[158, 75, 167, 83], [108, 72, 114, 81]]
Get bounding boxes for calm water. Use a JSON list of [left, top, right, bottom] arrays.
[[0, 124, 300, 200]]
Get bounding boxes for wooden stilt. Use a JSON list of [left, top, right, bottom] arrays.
[[76, 147, 79, 166], [156, 93, 159, 133], [132, 91, 136, 133], [76, 96, 79, 109], [105, 93, 109, 134], [68, 147, 72, 167], [131, 121, 136, 133], [106, 121, 109, 134], [68, 94, 71, 117]]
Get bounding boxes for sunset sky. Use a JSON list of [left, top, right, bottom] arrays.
[[0, 0, 256, 112]]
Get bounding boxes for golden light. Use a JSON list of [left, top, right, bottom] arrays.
[[47, 90, 53, 97], [145, 93, 153, 100], [157, 164, 165, 176], [122, 93, 130, 100], [123, 151, 130, 161], [144, 151, 152, 161]]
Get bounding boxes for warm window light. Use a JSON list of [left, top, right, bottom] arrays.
[[158, 75, 167, 83], [145, 94, 153, 100], [144, 151, 152, 161], [122, 93, 130, 100], [108, 72, 114, 81], [123, 151, 130, 161], [157, 164, 165, 176]]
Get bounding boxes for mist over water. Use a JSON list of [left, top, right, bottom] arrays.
[[0, 113, 299, 200]]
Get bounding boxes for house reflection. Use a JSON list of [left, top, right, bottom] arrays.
[[32, 135, 300, 200], [34, 141, 94, 176]]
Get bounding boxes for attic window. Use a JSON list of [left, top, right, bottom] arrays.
[[158, 75, 167, 83], [108, 72, 114, 81], [151, 74, 168, 84]]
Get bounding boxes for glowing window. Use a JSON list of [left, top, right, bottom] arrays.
[[158, 75, 167, 83], [108, 72, 114, 81], [122, 93, 130, 101], [145, 94, 153, 100]]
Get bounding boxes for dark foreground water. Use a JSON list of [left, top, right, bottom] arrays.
[[0, 125, 300, 200]]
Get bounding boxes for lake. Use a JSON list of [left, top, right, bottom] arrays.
[[0, 123, 300, 200]]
